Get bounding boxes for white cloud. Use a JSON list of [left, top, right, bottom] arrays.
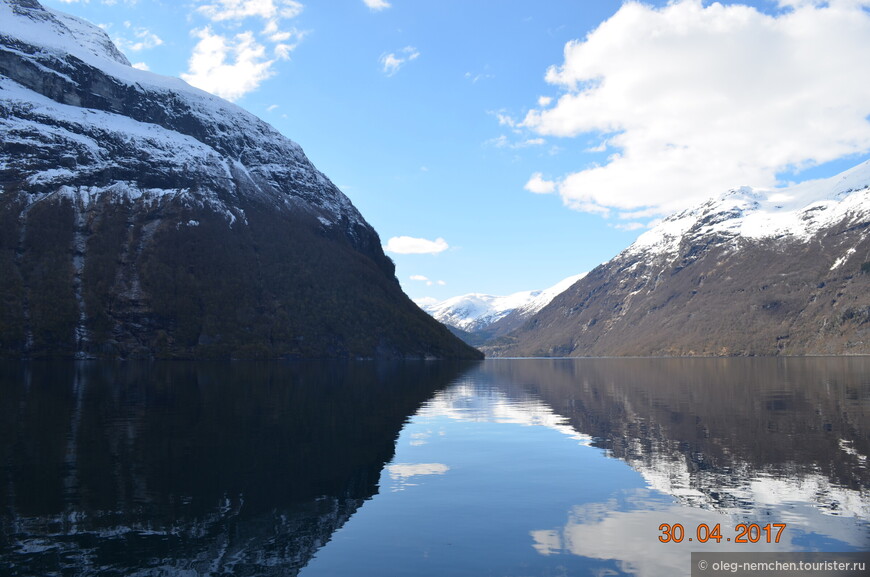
[[487, 135, 509, 148], [525, 172, 556, 194], [384, 236, 449, 255], [465, 70, 494, 83], [489, 136, 546, 150], [262, 19, 307, 45], [131, 61, 150, 70], [523, 0, 870, 218], [197, 0, 303, 22], [59, 0, 139, 4], [181, 27, 275, 101], [363, 0, 391, 11], [380, 46, 419, 76], [409, 275, 447, 286], [494, 111, 517, 128], [537, 96, 552, 107], [188, 0, 306, 92], [266, 104, 279, 112], [114, 25, 163, 52], [273, 41, 297, 59], [613, 221, 647, 232], [414, 297, 439, 308]]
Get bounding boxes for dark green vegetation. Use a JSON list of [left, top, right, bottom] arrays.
[[0, 195, 480, 359], [0, 0, 480, 360]]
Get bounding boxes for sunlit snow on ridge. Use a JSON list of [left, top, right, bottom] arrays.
[[630, 160, 870, 259], [0, 0, 365, 229], [420, 273, 587, 332]]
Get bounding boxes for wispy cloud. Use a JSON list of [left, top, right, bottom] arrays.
[[380, 46, 419, 76], [464, 70, 494, 84], [113, 22, 163, 52], [613, 221, 647, 232], [414, 296, 439, 308], [196, 0, 304, 22], [409, 275, 446, 286], [363, 0, 391, 11], [487, 135, 546, 149], [384, 236, 448, 255], [492, 110, 517, 128], [523, 0, 870, 218]]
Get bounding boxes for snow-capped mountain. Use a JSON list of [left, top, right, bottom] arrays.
[[489, 161, 870, 357], [420, 274, 586, 340], [0, 0, 480, 359], [628, 160, 870, 262], [0, 0, 363, 229]]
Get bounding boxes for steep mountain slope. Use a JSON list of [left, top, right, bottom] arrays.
[[488, 161, 870, 357], [420, 274, 585, 345], [0, 0, 481, 359]]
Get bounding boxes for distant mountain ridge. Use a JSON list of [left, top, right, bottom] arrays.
[[487, 161, 870, 357], [420, 274, 586, 345], [0, 0, 481, 359]]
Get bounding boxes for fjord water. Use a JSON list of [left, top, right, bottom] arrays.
[[1, 359, 868, 576]]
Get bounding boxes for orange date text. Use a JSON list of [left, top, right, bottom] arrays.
[[657, 523, 786, 544]]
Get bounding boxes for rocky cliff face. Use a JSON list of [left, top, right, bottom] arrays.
[[488, 161, 870, 357], [0, 0, 481, 359]]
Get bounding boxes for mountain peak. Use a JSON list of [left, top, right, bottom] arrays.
[[489, 158, 870, 358], [421, 273, 587, 338], [0, 1, 481, 359], [1, 0, 131, 66], [0, 0, 361, 229], [629, 159, 870, 260]]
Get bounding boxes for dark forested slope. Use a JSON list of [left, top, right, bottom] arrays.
[[0, 0, 480, 359]]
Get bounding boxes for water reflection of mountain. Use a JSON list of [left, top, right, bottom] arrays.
[[0, 361, 470, 576], [484, 358, 870, 516]]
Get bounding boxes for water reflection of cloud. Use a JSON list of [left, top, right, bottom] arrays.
[[385, 463, 450, 492], [530, 488, 870, 577], [418, 384, 594, 445], [636, 450, 870, 520], [417, 382, 870, 523], [409, 430, 432, 446], [406, 376, 870, 574]]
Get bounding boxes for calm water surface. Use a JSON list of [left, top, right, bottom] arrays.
[[1, 358, 868, 576]]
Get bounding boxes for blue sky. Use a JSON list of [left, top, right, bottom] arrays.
[[43, 0, 870, 303]]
